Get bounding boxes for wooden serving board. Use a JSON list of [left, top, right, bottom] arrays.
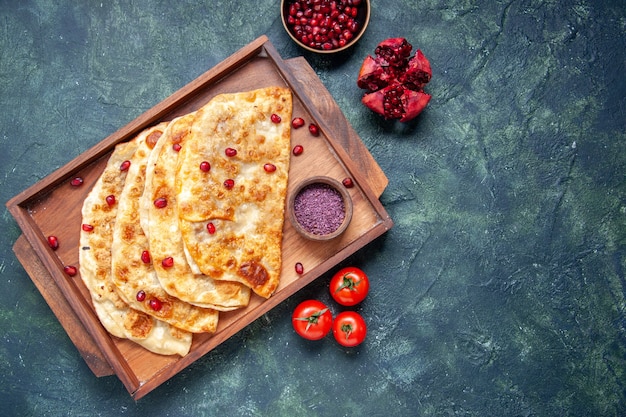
[[7, 36, 392, 400]]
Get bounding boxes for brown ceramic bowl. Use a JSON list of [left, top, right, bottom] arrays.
[[280, 0, 370, 54], [288, 176, 353, 241]]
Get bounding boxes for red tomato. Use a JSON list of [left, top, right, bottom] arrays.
[[292, 300, 333, 340], [329, 266, 370, 306], [333, 311, 367, 347]]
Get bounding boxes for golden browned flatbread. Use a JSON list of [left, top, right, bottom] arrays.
[[110, 123, 219, 333], [175, 87, 292, 298], [142, 112, 251, 310], [79, 135, 192, 356]]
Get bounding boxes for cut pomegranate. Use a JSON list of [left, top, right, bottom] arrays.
[[105, 195, 116, 206], [295, 262, 304, 275], [47, 235, 59, 250], [357, 37, 432, 122], [161, 257, 174, 268], [271, 114, 282, 124], [342, 177, 354, 188], [172, 143, 182, 152], [291, 117, 305, 129], [120, 160, 131, 171], [263, 163, 277, 173], [225, 147, 237, 157], [64, 265, 77, 276], [82, 223, 94, 232], [207, 222, 216, 234], [136, 290, 146, 302]]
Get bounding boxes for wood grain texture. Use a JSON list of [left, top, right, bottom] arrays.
[[12, 235, 114, 377]]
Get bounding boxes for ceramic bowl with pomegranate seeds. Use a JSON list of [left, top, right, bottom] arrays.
[[288, 176, 353, 241], [281, 0, 370, 54]]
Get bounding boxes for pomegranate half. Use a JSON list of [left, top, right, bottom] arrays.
[[357, 37, 432, 122]]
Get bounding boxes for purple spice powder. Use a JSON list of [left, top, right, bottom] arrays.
[[294, 183, 346, 235]]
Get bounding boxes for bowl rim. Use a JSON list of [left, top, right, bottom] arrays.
[[288, 176, 354, 241], [280, 0, 371, 54]]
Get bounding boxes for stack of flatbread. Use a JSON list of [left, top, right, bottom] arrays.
[[79, 87, 293, 356]]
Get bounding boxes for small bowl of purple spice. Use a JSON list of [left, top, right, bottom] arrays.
[[288, 176, 353, 241]]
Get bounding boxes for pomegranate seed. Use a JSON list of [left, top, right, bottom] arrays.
[[271, 114, 281, 124], [64, 265, 77, 277], [207, 222, 216, 234], [47, 235, 59, 250], [292, 145, 304, 156], [141, 250, 151, 264], [82, 223, 94, 232], [342, 177, 354, 188], [200, 161, 211, 172], [70, 177, 83, 187], [172, 143, 182, 152], [161, 257, 174, 268], [149, 298, 163, 311], [105, 195, 116, 206], [120, 160, 131, 171], [291, 117, 305, 129], [224, 178, 235, 189], [263, 163, 277, 173], [295, 262, 304, 275], [225, 147, 237, 157], [154, 197, 167, 208], [308, 123, 320, 136], [136, 290, 146, 302]]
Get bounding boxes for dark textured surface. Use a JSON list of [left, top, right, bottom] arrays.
[[1, 1, 625, 416]]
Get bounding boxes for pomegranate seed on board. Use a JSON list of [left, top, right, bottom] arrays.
[[224, 179, 235, 189], [308, 123, 320, 136], [82, 224, 94, 232], [291, 117, 305, 129], [70, 177, 83, 187], [271, 114, 281, 123], [342, 177, 354, 188], [225, 147, 237, 157], [47, 236, 59, 250], [136, 290, 146, 302], [292, 145, 304, 156], [154, 197, 167, 208], [162, 257, 174, 268], [64, 265, 77, 277], [105, 195, 116, 206], [200, 161, 211, 172], [295, 262, 304, 275], [263, 163, 277, 173], [141, 250, 151, 264], [149, 298, 163, 311], [120, 160, 131, 171], [207, 222, 216, 234]]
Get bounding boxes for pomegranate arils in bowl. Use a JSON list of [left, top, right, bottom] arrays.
[[357, 37, 432, 122], [281, 0, 370, 54]]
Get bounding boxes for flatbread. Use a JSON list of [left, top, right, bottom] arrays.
[[110, 123, 219, 334], [142, 112, 251, 310], [79, 135, 192, 356], [175, 87, 292, 298]]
